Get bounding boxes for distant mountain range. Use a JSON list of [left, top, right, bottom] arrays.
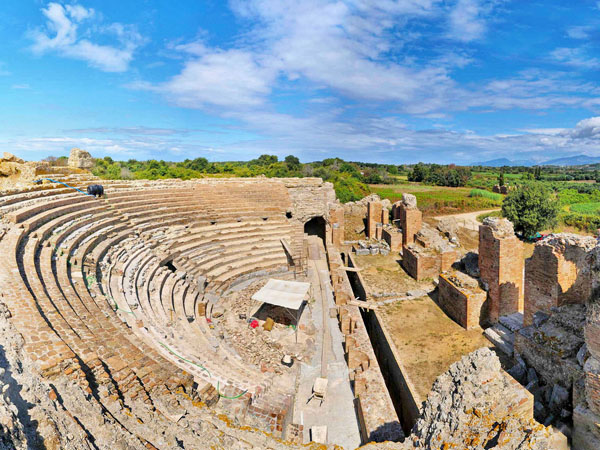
[[472, 155, 600, 167]]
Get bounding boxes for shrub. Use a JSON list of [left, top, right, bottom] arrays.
[[502, 184, 560, 236]]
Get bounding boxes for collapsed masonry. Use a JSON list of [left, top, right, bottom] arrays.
[[435, 217, 523, 331], [369, 347, 566, 450], [507, 234, 600, 449]]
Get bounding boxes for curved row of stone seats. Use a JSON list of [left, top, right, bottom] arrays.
[[111, 247, 294, 426], [103, 241, 285, 407], [93, 189, 298, 428], [2, 180, 300, 436], [1, 191, 211, 440]]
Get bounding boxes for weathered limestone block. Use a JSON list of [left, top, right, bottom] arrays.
[[514, 304, 585, 387], [2, 152, 24, 163], [479, 217, 523, 324], [68, 148, 94, 169], [404, 348, 566, 450], [401, 193, 417, 209], [524, 234, 596, 326]]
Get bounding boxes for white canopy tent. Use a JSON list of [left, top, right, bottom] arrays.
[[251, 279, 311, 310], [251, 279, 311, 339]]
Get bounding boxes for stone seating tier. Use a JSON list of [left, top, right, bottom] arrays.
[[0, 180, 302, 438]]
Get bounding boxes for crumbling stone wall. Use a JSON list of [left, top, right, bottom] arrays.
[[283, 178, 337, 224], [327, 250, 404, 443], [402, 224, 459, 281], [366, 348, 565, 450], [576, 301, 600, 449], [479, 217, 523, 324], [398, 194, 421, 247], [512, 234, 600, 448], [67, 147, 94, 169], [524, 234, 596, 326], [438, 271, 487, 329]]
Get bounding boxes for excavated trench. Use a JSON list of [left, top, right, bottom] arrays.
[[345, 252, 421, 434]]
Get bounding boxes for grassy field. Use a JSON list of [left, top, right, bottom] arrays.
[[370, 183, 502, 216], [570, 202, 600, 214]]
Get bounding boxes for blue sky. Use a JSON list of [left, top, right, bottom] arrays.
[[1, 0, 600, 164]]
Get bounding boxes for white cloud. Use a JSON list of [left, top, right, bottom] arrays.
[[567, 25, 592, 40], [448, 0, 486, 42], [570, 116, 600, 139], [11, 84, 31, 90], [550, 47, 599, 69], [30, 2, 143, 72], [158, 48, 278, 108], [140, 0, 457, 111]]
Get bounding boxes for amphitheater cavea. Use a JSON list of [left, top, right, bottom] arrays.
[[1, 149, 597, 449]]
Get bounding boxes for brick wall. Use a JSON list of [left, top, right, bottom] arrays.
[[327, 250, 404, 443], [329, 206, 345, 248], [402, 246, 440, 281], [438, 273, 487, 329], [524, 239, 592, 326]]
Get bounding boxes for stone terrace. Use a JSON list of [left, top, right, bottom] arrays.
[[0, 171, 359, 448]]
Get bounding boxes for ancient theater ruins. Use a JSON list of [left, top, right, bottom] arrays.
[[0, 149, 589, 449]]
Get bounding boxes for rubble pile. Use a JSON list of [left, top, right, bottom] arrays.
[[354, 239, 391, 256], [368, 348, 565, 450]]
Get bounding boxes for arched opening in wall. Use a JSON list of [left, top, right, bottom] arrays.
[[304, 216, 326, 241]]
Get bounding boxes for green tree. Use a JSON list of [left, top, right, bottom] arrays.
[[502, 184, 560, 237], [498, 168, 505, 187], [284, 155, 300, 168]]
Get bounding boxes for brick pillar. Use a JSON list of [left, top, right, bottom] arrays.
[[479, 219, 523, 324], [400, 207, 422, 247], [391, 201, 402, 221], [329, 206, 345, 248], [367, 201, 382, 239], [381, 208, 389, 225]]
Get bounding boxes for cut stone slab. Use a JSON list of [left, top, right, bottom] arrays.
[[310, 425, 327, 444], [484, 323, 515, 356], [499, 312, 524, 332]]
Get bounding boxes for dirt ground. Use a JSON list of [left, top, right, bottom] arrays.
[[353, 253, 431, 297], [379, 292, 494, 400], [354, 251, 493, 399], [345, 213, 366, 241]]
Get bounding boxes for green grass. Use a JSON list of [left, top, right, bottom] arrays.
[[370, 183, 502, 215], [570, 202, 600, 215], [476, 210, 502, 222], [469, 189, 503, 201]]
